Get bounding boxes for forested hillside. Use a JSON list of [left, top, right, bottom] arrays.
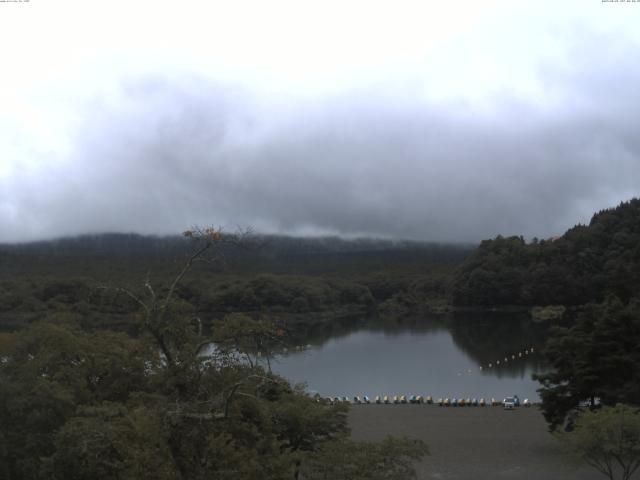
[[452, 198, 640, 306], [0, 233, 470, 277], [0, 235, 471, 332]]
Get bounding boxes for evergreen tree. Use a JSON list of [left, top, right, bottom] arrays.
[[535, 297, 640, 430]]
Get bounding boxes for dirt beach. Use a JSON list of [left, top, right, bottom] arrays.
[[349, 404, 602, 480]]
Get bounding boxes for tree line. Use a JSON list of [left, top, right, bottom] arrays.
[[452, 198, 640, 307]]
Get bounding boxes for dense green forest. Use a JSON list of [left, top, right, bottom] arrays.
[[0, 230, 430, 479], [446, 198, 640, 434], [2, 201, 640, 478], [452, 198, 640, 307], [535, 297, 640, 430], [3, 198, 640, 336], [0, 234, 470, 333]]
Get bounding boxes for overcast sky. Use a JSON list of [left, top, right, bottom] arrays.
[[1, 0, 639, 243]]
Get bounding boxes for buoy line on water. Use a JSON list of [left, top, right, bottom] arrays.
[[479, 346, 536, 372], [316, 346, 540, 408], [449, 345, 540, 386], [448, 345, 539, 376]]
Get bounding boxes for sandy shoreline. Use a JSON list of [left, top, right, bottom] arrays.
[[348, 405, 602, 480]]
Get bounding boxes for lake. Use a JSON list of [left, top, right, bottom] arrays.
[[269, 313, 549, 401]]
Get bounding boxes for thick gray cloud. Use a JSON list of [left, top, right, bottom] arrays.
[[1, 15, 639, 243]]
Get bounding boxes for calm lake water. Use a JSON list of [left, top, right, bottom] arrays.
[[270, 314, 548, 401]]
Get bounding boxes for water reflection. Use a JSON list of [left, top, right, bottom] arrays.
[[271, 313, 549, 401], [448, 312, 547, 378]]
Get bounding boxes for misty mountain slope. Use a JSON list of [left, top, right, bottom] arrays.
[[0, 234, 472, 278]]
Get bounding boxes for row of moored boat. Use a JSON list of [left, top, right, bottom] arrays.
[[326, 395, 533, 407]]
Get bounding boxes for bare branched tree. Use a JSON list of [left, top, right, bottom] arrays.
[[102, 226, 253, 370]]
